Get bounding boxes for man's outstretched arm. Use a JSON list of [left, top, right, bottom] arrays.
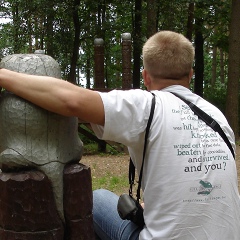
[[0, 68, 105, 126]]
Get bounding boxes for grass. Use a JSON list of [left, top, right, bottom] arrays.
[[81, 142, 130, 195], [91, 173, 129, 193]]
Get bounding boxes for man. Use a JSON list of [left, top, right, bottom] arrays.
[[0, 31, 239, 239]]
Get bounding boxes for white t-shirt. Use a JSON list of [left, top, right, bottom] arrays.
[[91, 85, 240, 240]]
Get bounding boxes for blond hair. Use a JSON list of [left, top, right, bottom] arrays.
[[142, 31, 195, 79]]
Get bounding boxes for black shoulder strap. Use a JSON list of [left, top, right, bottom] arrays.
[[171, 92, 235, 159], [129, 93, 156, 202]]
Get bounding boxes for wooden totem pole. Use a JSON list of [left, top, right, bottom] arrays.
[[121, 33, 132, 90]]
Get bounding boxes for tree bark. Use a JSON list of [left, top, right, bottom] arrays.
[[220, 49, 225, 83], [132, 0, 142, 89], [86, 57, 91, 88], [194, 30, 204, 96], [68, 0, 81, 84], [12, 1, 20, 53], [225, 0, 240, 138], [147, 0, 157, 38], [194, 3, 204, 97], [186, 3, 194, 41], [211, 46, 217, 86], [46, 2, 54, 57]]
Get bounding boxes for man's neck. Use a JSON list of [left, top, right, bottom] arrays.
[[148, 78, 190, 91]]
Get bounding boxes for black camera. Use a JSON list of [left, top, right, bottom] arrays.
[[117, 193, 145, 228]]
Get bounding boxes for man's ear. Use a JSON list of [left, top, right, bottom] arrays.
[[188, 68, 193, 83], [142, 69, 151, 87]]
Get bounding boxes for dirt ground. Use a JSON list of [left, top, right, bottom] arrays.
[[81, 143, 240, 193], [81, 154, 129, 195]]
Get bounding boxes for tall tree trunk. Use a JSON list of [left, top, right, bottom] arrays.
[[86, 57, 91, 88], [96, 0, 106, 38], [225, 0, 240, 138], [68, 0, 81, 84], [211, 46, 217, 86], [12, 2, 20, 53], [194, 31, 204, 96], [27, 18, 33, 53], [147, 0, 157, 38], [34, 16, 42, 50], [132, 0, 142, 89], [186, 3, 194, 41], [97, 1, 102, 37], [46, 2, 54, 57], [102, 1, 107, 88], [194, 3, 204, 96], [220, 49, 225, 83]]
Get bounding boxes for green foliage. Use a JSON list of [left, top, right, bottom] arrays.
[[0, 0, 231, 86], [82, 143, 99, 155], [0, 0, 238, 134], [204, 82, 227, 113], [156, 0, 189, 32], [82, 142, 122, 156]]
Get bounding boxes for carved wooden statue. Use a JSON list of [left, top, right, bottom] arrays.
[[0, 52, 94, 239]]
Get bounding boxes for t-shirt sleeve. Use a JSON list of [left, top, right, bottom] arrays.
[[91, 89, 152, 146]]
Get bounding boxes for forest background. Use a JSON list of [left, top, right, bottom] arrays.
[[0, 0, 240, 139]]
